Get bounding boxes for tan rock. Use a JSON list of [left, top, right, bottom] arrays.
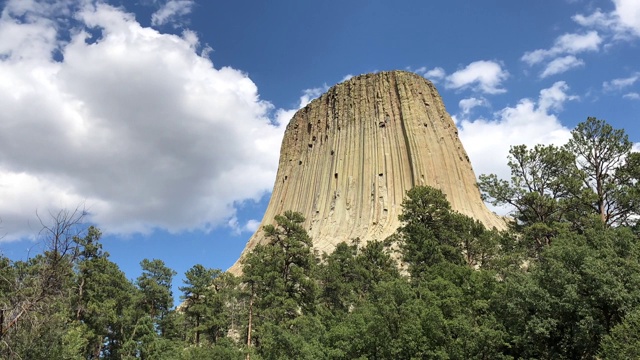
[[228, 70, 505, 274]]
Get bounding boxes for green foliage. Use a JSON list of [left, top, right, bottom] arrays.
[[479, 143, 580, 229], [599, 308, 640, 359], [180, 264, 234, 345], [241, 211, 321, 358], [480, 117, 640, 262], [398, 186, 501, 276], [566, 117, 639, 226], [137, 258, 177, 332]]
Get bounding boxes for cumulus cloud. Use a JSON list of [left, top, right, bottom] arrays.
[[151, 0, 194, 27], [521, 30, 601, 78], [613, 0, 640, 36], [424, 67, 446, 80], [522, 31, 602, 65], [0, 0, 289, 240], [458, 97, 488, 115], [414, 66, 446, 82], [573, 0, 640, 40], [227, 217, 261, 235], [540, 55, 585, 78], [623, 92, 640, 100], [445, 61, 509, 94], [458, 81, 576, 182]]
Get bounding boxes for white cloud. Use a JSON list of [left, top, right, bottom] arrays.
[[458, 81, 575, 183], [244, 219, 261, 233], [521, 31, 601, 65], [623, 92, 640, 100], [151, 0, 194, 27], [538, 81, 580, 111], [445, 60, 509, 94], [227, 217, 261, 235], [540, 55, 585, 78], [573, 10, 618, 29], [300, 86, 328, 108], [424, 67, 445, 80], [0, 1, 291, 240], [458, 97, 488, 115], [411, 66, 446, 83], [422, 67, 446, 82], [340, 74, 354, 82], [573, 1, 640, 40], [272, 83, 331, 128], [613, 0, 640, 36], [555, 31, 602, 54], [603, 73, 640, 91]]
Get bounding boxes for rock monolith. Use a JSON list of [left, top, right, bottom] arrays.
[[229, 70, 504, 274]]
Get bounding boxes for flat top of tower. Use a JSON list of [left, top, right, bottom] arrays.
[[338, 70, 434, 86]]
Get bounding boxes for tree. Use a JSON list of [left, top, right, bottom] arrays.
[[179, 264, 233, 344], [565, 117, 639, 226], [479, 144, 580, 229], [242, 211, 318, 320], [479, 118, 640, 256], [496, 220, 640, 359], [0, 209, 88, 359], [73, 227, 138, 359], [599, 308, 640, 359], [319, 239, 399, 318], [136, 258, 176, 335], [397, 186, 498, 278], [241, 211, 320, 359]]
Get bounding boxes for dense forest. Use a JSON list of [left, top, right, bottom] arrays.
[[1, 117, 640, 359]]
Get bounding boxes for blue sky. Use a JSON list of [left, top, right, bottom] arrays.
[[1, 0, 639, 302]]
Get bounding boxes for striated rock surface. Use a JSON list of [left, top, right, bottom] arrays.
[[228, 70, 505, 274]]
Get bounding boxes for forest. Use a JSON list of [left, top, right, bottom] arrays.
[[1, 117, 640, 359]]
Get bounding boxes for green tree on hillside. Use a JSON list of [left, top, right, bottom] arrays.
[[241, 211, 321, 359], [479, 117, 640, 255], [136, 258, 176, 335]]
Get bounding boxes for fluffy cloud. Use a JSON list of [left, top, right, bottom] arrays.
[[151, 0, 195, 27], [424, 67, 446, 80], [414, 66, 446, 82], [458, 97, 488, 115], [540, 55, 585, 78], [445, 61, 509, 94], [457, 82, 575, 182], [613, 0, 640, 36], [227, 217, 261, 235], [0, 1, 288, 240], [623, 92, 640, 100], [521, 30, 600, 78], [522, 31, 602, 65], [573, 0, 640, 40]]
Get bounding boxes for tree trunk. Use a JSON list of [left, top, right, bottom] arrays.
[[246, 283, 254, 360]]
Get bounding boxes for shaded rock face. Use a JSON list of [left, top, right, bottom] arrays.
[[228, 70, 505, 274]]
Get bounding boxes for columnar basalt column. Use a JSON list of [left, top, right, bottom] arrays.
[[228, 70, 505, 274]]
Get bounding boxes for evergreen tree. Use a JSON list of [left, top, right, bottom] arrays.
[[136, 258, 177, 335], [241, 211, 320, 359]]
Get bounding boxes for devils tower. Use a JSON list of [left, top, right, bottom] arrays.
[[229, 70, 505, 273]]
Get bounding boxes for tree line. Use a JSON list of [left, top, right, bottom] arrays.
[[1, 117, 639, 359]]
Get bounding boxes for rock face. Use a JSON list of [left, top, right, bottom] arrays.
[[228, 70, 505, 274]]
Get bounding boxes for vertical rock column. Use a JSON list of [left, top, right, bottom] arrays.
[[228, 70, 504, 274]]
